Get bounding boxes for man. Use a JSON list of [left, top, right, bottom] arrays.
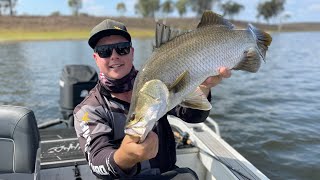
[[74, 19, 231, 179]]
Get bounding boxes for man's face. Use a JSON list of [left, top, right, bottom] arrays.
[[93, 35, 134, 79]]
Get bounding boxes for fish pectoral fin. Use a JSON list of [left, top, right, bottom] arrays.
[[180, 87, 212, 111], [155, 22, 190, 48], [233, 47, 261, 73], [197, 10, 234, 29], [169, 71, 189, 93]]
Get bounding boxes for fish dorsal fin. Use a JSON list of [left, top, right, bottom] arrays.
[[155, 22, 190, 48], [197, 10, 234, 29]]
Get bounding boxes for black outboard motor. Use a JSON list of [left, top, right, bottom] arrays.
[[59, 64, 98, 127]]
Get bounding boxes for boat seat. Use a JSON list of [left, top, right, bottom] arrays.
[[0, 105, 40, 180]]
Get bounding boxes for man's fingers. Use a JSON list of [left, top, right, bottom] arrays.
[[219, 67, 231, 78], [144, 132, 158, 144], [142, 132, 159, 158], [124, 134, 141, 144]]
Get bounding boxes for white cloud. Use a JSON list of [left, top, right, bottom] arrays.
[[81, 0, 107, 16], [82, 0, 96, 4], [120, 0, 138, 16], [82, 5, 106, 16], [308, 4, 320, 12]]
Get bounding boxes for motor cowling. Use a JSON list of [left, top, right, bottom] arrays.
[[59, 64, 98, 126]]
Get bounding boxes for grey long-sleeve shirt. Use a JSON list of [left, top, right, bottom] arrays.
[[74, 81, 210, 179]]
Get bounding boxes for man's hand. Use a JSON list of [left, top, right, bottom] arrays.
[[200, 67, 232, 96], [114, 132, 159, 171]]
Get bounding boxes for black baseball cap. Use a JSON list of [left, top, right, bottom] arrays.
[[88, 19, 131, 49]]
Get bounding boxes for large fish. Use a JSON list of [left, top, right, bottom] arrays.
[[125, 11, 272, 142]]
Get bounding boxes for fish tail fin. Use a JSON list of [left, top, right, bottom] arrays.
[[233, 24, 272, 73], [248, 24, 272, 61]]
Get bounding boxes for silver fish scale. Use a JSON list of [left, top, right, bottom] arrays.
[[132, 25, 257, 111]]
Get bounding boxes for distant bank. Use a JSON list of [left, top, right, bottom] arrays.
[[1, 15, 320, 41]]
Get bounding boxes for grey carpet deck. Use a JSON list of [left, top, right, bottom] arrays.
[[39, 128, 86, 169]]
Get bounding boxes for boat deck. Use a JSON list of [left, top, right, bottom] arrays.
[[39, 120, 268, 180], [40, 128, 86, 169], [195, 130, 261, 180], [168, 116, 268, 180]]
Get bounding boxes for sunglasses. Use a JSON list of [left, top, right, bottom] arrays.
[[94, 42, 132, 58]]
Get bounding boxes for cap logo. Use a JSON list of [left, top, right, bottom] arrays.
[[114, 26, 122, 30]]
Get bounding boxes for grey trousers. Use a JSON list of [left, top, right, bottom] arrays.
[[157, 167, 199, 180], [103, 167, 199, 180]]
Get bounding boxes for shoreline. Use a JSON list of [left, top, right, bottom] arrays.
[[0, 28, 155, 42], [1, 15, 320, 42]]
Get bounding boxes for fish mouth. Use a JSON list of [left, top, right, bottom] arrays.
[[125, 114, 157, 138], [109, 64, 124, 69]]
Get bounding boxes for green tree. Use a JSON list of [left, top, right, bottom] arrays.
[[68, 0, 82, 16], [220, 1, 244, 20], [116, 2, 126, 16], [0, 0, 17, 16], [175, 0, 188, 17], [0, 1, 7, 15], [189, 0, 220, 17], [50, 11, 61, 16], [257, 0, 285, 23], [162, 0, 174, 16], [135, 0, 160, 18], [257, 1, 273, 23]]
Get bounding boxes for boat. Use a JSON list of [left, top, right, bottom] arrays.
[[0, 65, 269, 180]]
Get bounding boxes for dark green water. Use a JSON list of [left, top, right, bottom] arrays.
[[0, 32, 319, 179]]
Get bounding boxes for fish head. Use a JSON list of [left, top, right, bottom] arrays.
[[125, 79, 169, 141]]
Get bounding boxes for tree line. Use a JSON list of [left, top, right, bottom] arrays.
[[122, 0, 286, 23], [0, 0, 286, 23]]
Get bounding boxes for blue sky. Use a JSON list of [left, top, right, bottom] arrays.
[[16, 0, 320, 23]]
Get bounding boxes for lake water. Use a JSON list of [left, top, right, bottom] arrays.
[[0, 32, 319, 179]]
